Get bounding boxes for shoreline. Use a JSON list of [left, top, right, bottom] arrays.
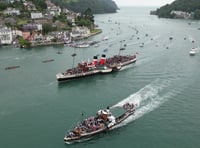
[[29, 29, 102, 48]]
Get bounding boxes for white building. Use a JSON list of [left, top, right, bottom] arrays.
[[171, 10, 192, 19], [0, 27, 13, 45], [46, 0, 61, 16], [4, 8, 20, 16], [70, 26, 91, 39], [49, 6, 61, 16], [31, 13, 43, 19], [34, 33, 44, 41], [12, 29, 23, 37], [36, 24, 43, 31]]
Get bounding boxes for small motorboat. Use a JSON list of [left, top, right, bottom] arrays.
[[42, 59, 55, 63], [103, 36, 109, 41], [139, 43, 144, 48], [189, 48, 197, 56], [64, 103, 135, 143], [5, 65, 20, 70]]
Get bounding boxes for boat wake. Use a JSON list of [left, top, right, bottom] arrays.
[[111, 79, 176, 128], [119, 63, 136, 71], [65, 137, 92, 144]]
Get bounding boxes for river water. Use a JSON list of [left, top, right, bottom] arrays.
[[0, 7, 200, 148]]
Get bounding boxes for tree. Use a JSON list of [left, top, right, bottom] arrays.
[[51, 0, 118, 14], [42, 23, 53, 34], [0, 2, 8, 11], [194, 9, 200, 19], [31, 0, 47, 10], [83, 8, 94, 23], [76, 17, 91, 26], [18, 37, 31, 48]]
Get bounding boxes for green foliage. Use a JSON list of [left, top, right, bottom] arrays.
[[66, 20, 72, 28], [10, 0, 24, 10], [76, 16, 91, 26], [42, 23, 54, 34], [0, 2, 8, 11], [91, 28, 102, 33], [75, 8, 95, 28], [74, 8, 95, 28], [57, 13, 67, 23], [83, 8, 94, 23], [194, 9, 200, 19], [156, 4, 174, 18], [19, 37, 31, 48], [156, 0, 200, 19], [51, 0, 118, 14], [31, 0, 47, 10]]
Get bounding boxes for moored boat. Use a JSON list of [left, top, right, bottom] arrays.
[[68, 42, 90, 48], [42, 59, 55, 63], [189, 48, 198, 56], [5, 65, 20, 70], [64, 103, 135, 143]]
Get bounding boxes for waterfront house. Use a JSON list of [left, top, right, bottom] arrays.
[[22, 32, 40, 42], [171, 10, 193, 19], [12, 30, 23, 37], [0, 26, 13, 45], [34, 33, 44, 41], [70, 26, 91, 40]]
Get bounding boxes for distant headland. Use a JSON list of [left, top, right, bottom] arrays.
[[150, 0, 200, 20]]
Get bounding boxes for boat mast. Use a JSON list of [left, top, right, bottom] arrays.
[[118, 40, 126, 55], [71, 48, 77, 69]]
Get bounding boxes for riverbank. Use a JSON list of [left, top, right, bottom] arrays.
[[26, 29, 102, 48]]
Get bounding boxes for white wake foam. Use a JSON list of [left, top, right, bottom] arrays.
[[111, 79, 175, 128]]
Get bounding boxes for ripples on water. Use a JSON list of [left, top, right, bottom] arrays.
[[111, 79, 181, 128]]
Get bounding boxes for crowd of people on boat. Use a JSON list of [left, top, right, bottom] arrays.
[[67, 108, 116, 138], [66, 103, 135, 140], [63, 62, 97, 76], [123, 103, 135, 111], [106, 55, 136, 66], [62, 54, 136, 76]]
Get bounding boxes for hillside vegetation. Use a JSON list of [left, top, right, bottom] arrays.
[[0, 0, 118, 14], [51, 0, 119, 14], [156, 0, 200, 19]]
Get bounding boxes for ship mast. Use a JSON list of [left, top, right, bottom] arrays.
[[71, 48, 77, 69], [118, 40, 126, 55]]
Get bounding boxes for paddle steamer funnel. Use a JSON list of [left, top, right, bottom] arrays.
[[93, 56, 98, 66], [100, 54, 106, 65]]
